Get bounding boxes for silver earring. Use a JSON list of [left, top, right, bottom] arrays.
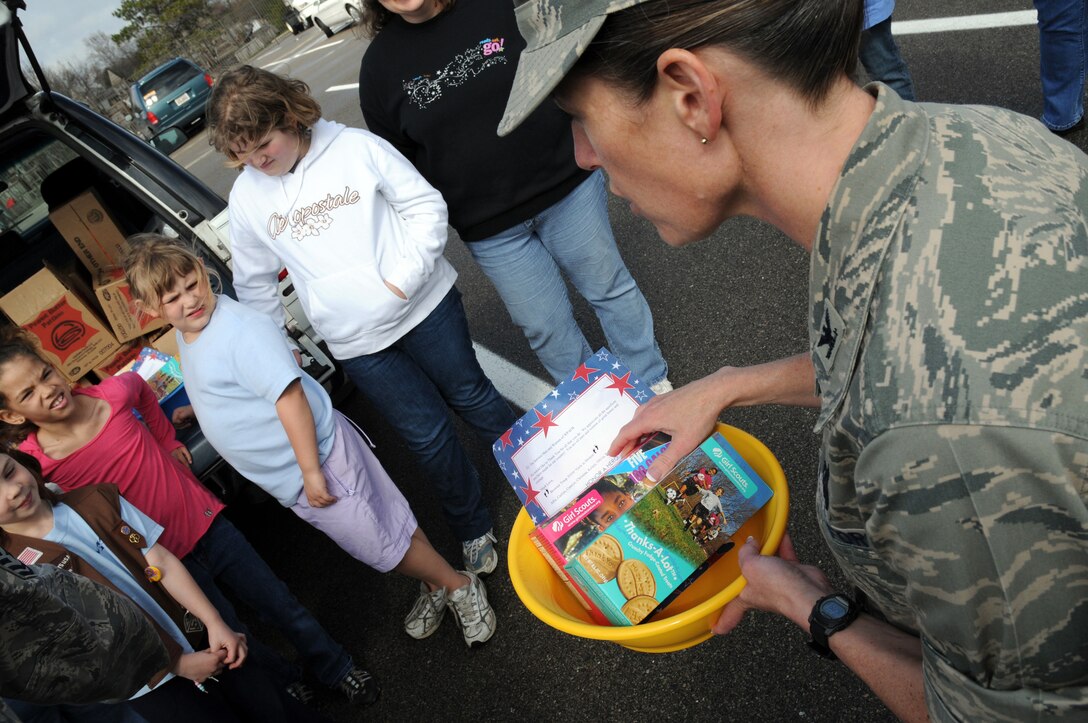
[[701, 137, 708, 145]]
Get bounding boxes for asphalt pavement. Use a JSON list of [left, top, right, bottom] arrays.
[[177, 3, 1086, 720]]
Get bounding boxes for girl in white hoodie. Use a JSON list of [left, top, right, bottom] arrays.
[[205, 65, 513, 635]]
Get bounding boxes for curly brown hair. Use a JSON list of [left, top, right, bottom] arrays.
[[206, 65, 322, 168]]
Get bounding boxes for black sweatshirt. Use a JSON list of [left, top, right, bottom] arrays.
[[359, 0, 590, 242]]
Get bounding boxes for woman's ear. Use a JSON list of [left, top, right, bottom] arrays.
[[656, 48, 724, 143]]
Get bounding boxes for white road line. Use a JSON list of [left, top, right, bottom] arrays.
[[262, 39, 345, 69], [473, 343, 552, 411], [326, 82, 360, 92], [894, 10, 1037, 35]]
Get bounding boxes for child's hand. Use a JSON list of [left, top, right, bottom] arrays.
[[383, 279, 407, 300], [172, 405, 197, 428], [303, 469, 337, 507], [206, 622, 247, 669], [175, 649, 228, 683], [171, 445, 193, 467]]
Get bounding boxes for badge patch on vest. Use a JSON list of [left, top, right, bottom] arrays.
[[117, 522, 143, 546], [814, 302, 845, 374]]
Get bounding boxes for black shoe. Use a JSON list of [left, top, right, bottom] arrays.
[[336, 665, 380, 706], [285, 679, 316, 706]]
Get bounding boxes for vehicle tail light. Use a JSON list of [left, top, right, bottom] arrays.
[[205, 73, 214, 87], [147, 110, 159, 125]]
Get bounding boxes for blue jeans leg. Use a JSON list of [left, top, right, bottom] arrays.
[[1034, 0, 1088, 129], [183, 515, 353, 688], [859, 16, 916, 101], [468, 170, 668, 386], [339, 287, 513, 542]]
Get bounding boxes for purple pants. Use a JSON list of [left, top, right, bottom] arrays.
[[291, 411, 417, 572]]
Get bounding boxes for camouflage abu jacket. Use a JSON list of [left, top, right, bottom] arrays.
[[810, 83, 1088, 721], [0, 550, 168, 719]]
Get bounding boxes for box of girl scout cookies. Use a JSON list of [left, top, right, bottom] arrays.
[[563, 433, 774, 625], [0, 267, 120, 382]]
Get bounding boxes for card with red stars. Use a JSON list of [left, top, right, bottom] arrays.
[[492, 348, 659, 524]]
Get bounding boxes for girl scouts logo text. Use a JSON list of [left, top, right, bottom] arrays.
[[269, 186, 360, 241]]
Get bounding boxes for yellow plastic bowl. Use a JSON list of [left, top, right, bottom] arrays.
[[507, 422, 789, 653]]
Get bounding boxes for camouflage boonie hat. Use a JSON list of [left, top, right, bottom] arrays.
[[498, 0, 648, 136]]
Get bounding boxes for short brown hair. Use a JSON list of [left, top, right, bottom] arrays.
[[121, 234, 215, 314], [206, 65, 322, 167]]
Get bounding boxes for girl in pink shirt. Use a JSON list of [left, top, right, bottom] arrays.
[[0, 328, 378, 706]]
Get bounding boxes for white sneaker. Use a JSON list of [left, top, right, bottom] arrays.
[[448, 571, 496, 647], [462, 529, 498, 575], [650, 378, 674, 395], [404, 583, 447, 640]]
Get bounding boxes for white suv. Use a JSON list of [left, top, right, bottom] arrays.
[[290, 0, 363, 38]]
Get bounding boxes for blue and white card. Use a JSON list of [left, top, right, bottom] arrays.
[[492, 348, 657, 524]]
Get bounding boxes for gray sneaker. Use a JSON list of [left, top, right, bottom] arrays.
[[448, 571, 496, 647], [462, 529, 498, 575], [404, 583, 447, 640]]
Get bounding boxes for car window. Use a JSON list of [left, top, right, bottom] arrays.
[[138, 62, 199, 105], [0, 138, 77, 236]]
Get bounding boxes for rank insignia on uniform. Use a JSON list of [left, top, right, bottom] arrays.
[[815, 303, 844, 373]]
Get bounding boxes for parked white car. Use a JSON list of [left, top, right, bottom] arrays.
[[290, 0, 362, 37]]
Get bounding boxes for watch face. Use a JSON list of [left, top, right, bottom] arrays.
[[819, 597, 849, 619]]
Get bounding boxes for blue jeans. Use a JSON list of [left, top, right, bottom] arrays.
[[467, 170, 668, 385], [339, 287, 514, 542], [1034, 0, 1088, 129], [182, 515, 352, 688], [859, 16, 916, 101]]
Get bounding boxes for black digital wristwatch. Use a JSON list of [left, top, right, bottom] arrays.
[[807, 593, 859, 659]]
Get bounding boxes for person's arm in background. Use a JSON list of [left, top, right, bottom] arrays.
[[365, 136, 449, 302], [229, 199, 289, 329], [143, 542, 247, 675], [274, 379, 336, 508], [610, 353, 820, 480], [124, 372, 191, 467]]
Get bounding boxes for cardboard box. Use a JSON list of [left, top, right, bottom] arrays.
[[92, 342, 142, 380], [94, 267, 164, 342], [48, 189, 129, 273], [151, 325, 180, 361], [0, 267, 120, 381]]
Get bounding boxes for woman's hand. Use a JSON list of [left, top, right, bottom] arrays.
[[205, 622, 247, 669], [175, 649, 228, 684], [609, 371, 733, 482], [712, 533, 832, 635], [170, 445, 193, 467], [303, 469, 337, 507]]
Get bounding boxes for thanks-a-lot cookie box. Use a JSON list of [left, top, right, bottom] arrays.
[[564, 433, 774, 625], [0, 267, 120, 382]]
